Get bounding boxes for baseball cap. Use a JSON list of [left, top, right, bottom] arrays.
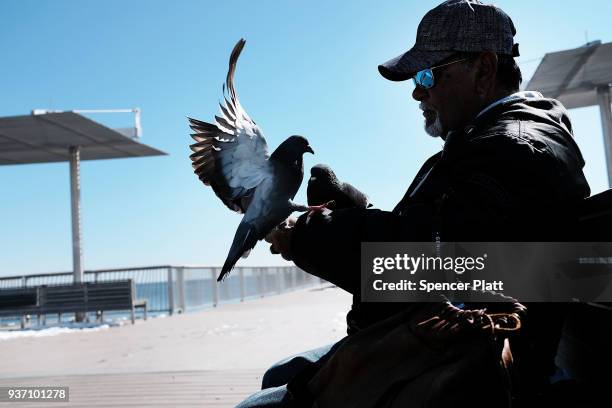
[[378, 0, 519, 82]]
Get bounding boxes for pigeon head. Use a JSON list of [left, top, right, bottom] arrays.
[[270, 135, 314, 163], [310, 164, 338, 183]]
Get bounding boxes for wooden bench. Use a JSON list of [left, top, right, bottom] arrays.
[[0, 287, 40, 328], [0, 280, 147, 328], [0, 288, 38, 308]]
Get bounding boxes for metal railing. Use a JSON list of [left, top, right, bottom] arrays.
[[0, 265, 322, 316]]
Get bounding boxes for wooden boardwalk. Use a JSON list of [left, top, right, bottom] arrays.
[[0, 370, 263, 407], [0, 287, 350, 407]]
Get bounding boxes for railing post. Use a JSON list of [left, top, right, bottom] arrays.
[[258, 268, 264, 298], [177, 267, 186, 313], [291, 266, 297, 289], [212, 268, 219, 307], [167, 267, 174, 315], [264, 268, 268, 295], [21, 276, 26, 288], [277, 267, 282, 294], [239, 268, 245, 302]]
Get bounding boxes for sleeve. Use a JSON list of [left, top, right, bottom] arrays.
[[290, 206, 433, 294]]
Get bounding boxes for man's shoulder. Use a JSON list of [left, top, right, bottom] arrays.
[[463, 123, 553, 166], [467, 95, 582, 163], [468, 114, 581, 167], [453, 109, 589, 200]]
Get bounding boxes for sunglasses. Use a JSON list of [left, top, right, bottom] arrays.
[[413, 58, 470, 89]]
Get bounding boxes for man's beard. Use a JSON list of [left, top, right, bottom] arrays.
[[425, 115, 444, 137], [419, 103, 444, 138]]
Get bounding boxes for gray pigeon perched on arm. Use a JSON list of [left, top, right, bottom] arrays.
[[188, 38, 314, 281], [307, 164, 372, 210]]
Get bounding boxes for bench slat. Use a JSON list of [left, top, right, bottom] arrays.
[[0, 280, 147, 324]]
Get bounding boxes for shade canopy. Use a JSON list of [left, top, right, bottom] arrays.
[[526, 41, 612, 109], [0, 111, 165, 165], [1, 109, 166, 307]]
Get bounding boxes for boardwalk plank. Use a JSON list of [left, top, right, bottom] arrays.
[[0, 370, 262, 407]]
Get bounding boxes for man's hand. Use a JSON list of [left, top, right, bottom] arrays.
[[265, 218, 296, 261]]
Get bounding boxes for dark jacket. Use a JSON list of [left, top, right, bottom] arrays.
[[290, 92, 590, 394], [291, 93, 589, 294]]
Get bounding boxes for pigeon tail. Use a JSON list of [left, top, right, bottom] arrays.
[[218, 221, 259, 281]]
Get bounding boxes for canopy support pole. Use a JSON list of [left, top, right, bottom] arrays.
[[69, 146, 83, 283], [597, 86, 612, 187], [70, 146, 85, 322]]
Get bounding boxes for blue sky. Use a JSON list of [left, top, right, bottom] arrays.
[[1, 0, 611, 277]]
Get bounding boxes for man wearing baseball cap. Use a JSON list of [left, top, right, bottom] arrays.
[[378, 0, 522, 140], [243, 1, 591, 407], [379, 0, 520, 81]]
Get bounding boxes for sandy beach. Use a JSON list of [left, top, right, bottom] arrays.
[[0, 285, 351, 407]]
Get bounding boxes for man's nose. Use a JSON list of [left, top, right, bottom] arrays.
[[412, 84, 427, 102]]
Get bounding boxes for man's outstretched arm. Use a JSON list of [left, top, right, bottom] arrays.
[[267, 206, 433, 294]]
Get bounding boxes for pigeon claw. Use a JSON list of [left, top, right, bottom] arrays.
[[307, 200, 335, 214]]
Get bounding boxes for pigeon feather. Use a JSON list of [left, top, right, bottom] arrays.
[[188, 39, 271, 214], [188, 39, 313, 281]]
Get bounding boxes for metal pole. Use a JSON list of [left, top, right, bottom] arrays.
[[69, 146, 84, 283], [597, 86, 612, 187], [134, 108, 142, 138], [212, 269, 219, 307], [167, 267, 174, 315], [69, 146, 85, 322], [258, 268, 264, 298], [239, 268, 245, 302], [177, 267, 186, 313]]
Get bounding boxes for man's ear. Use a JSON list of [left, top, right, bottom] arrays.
[[474, 52, 498, 96]]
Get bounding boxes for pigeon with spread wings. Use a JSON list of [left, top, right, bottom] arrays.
[[188, 39, 316, 281]]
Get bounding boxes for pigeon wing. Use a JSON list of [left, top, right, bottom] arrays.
[[341, 182, 372, 208], [188, 38, 271, 214]]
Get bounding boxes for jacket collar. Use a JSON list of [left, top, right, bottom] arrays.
[[475, 91, 543, 120], [442, 90, 544, 157]]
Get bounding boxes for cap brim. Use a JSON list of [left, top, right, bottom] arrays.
[[378, 48, 455, 82]]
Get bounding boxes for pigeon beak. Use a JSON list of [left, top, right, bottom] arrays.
[[305, 145, 314, 154]]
